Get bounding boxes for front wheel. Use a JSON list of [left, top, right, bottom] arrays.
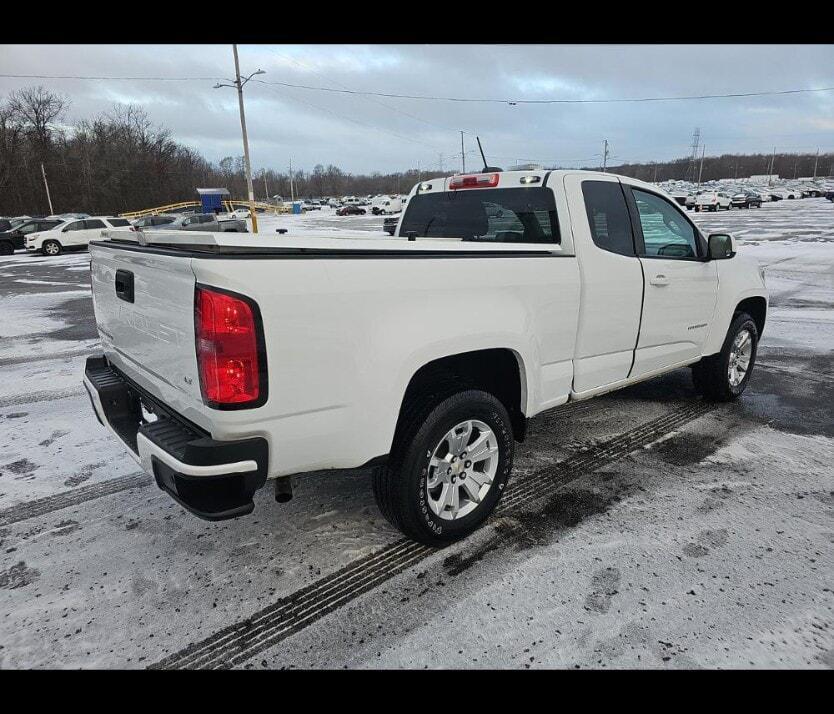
[[692, 313, 759, 401], [0, 242, 13, 256], [42, 240, 62, 256], [373, 390, 514, 546]]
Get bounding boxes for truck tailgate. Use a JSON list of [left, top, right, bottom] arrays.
[[90, 242, 203, 410]]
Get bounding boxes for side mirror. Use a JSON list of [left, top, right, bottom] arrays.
[[708, 233, 736, 260]]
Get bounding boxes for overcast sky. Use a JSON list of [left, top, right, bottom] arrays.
[[2, 44, 833, 175]]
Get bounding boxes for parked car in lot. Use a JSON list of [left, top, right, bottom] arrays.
[[372, 197, 404, 215], [336, 205, 367, 216], [0, 217, 64, 255], [825, 190, 834, 202], [670, 192, 695, 210], [383, 215, 399, 235], [131, 214, 179, 230], [731, 192, 763, 209], [84, 169, 767, 546], [695, 191, 732, 211], [0, 215, 32, 233], [26, 216, 133, 256], [168, 213, 247, 233]]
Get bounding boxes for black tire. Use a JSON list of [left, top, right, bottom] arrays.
[[373, 389, 514, 546], [692, 312, 759, 401], [42, 240, 62, 256], [0, 241, 13, 256]]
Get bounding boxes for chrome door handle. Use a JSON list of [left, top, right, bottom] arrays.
[[649, 274, 669, 286]]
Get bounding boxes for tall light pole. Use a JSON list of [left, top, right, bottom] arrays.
[[697, 144, 705, 188], [214, 45, 264, 233], [41, 163, 54, 215]]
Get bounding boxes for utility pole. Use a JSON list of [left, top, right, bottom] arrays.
[[417, 159, 421, 183], [602, 139, 609, 173], [652, 162, 658, 183], [460, 131, 465, 173], [40, 163, 54, 215], [289, 157, 295, 202], [768, 147, 776, 185], [813, 148, 819, 180], [213, 45, 265, 233], [697, 144, 705, 188], [263, 169, 269, 201], [438, 153, 444, 174], [794, 158, 798, 180]]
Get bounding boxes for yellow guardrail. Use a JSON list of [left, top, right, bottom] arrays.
[[120, 200, 290, 220]]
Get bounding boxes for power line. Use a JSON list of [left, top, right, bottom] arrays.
[[2, 73, 834, 104], [257, 50, 478, 137]]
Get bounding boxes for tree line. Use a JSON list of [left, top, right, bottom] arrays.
[[1, 86, 831, 217]]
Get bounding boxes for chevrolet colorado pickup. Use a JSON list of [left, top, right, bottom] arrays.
[[84, 170, 768, 545]]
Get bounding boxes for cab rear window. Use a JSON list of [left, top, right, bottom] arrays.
[[398, 187, 559, 244]]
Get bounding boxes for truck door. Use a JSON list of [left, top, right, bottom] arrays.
[[565, 175, 644, 394], [624, 185, 718, 378]]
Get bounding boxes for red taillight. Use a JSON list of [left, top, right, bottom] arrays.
[[448, 173, 500, 190], [195, 286, 263, 407]]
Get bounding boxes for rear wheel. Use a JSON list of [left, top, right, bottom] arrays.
[[692, 313, 759, 401], [0, 241, 13, 256], [42, 240, 62, 256], [373, 389, 514, 546]]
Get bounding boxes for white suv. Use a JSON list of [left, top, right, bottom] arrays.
[[695, 191, 732, 212], [25, 216, 133, 256]]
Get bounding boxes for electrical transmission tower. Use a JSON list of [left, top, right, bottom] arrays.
[[686, 128, 701, 182]]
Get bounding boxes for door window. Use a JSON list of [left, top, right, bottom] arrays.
[[632, 189, 700, 259], [64, 221, 86, 231], [581, 181, 635, 256], [84, 219, 107, 229]]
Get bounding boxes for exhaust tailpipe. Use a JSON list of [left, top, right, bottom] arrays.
[[274, 476, 293, 503]]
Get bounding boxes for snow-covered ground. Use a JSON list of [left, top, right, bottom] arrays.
[[0, 199, 832, 668]]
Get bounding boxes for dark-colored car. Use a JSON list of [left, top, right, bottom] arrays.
[[0, 218, 63, 255], [731, 192, 763, 209], [825, 190, 834, 202], [132, 215, 178, 230], [336, 205, 367, 216], [383, 216, 399, 236]]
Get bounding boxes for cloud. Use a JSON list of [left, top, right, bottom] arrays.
[[1, 44, 832, 175]]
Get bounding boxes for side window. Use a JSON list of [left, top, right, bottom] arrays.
[[632, 189, 699, 259], [581, 180, 635, 256], [84, 219, 107, 229], [107, 218, 130, 227], [65, 221, 86, 231]]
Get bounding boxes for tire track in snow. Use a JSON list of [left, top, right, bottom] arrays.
[[0, 386, 85, 408], [0, 472, 152, 527], [150, 400, 715, 670]]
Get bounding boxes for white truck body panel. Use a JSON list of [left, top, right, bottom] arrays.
[[88, 169, 767, 485]]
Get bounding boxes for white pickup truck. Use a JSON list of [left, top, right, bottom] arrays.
[[84, 169, 768, 545]]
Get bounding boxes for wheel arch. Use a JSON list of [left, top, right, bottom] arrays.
[[735, 296, 767, 337], [392, 348, 529, 449]]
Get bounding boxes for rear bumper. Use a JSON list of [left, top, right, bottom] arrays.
[[84, 355, 268, 520]]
